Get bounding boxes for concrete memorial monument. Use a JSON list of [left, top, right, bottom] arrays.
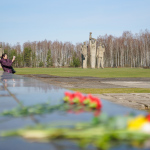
[[89, 32, 97, 68], [97, 43, 105, 68], [81, 42, 87, 69]]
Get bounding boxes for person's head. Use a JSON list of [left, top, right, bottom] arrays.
[[1, 53, 7, 59]]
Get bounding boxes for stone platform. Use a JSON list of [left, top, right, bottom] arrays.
[[0, 71, 146, 150]]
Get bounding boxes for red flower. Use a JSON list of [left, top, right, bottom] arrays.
[[64, 92, 72, 102], [64, 92, 102, 109], [65, 92, 72, 97], [146, 114, 150, 122], [88, 95, 102, 109], [79, 96, 87, 104], [73, 92, 83, 104]]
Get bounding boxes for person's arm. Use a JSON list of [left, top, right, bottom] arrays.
[[12, 56, 15, 63], [1, 60, 13, 67]]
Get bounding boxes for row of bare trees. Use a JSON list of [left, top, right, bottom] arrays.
[[1, 30, 150, 68], [97, 30, 150, 67]]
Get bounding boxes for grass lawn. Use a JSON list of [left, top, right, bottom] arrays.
[[14, 67, 150, 78], [70, 88, 150, 94]]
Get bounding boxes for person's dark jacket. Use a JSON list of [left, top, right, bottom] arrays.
[[0, 58, 13, 73]]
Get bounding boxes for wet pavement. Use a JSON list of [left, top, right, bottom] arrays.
[[0, 71, 148, 150], [24, 74, 150, 110]]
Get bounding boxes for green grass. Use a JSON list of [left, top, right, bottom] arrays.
[[13, 68, 150, 78], [70, 88, 150, 94]]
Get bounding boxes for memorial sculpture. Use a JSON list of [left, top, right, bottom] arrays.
[[97, 43, 105, 68], [81, 42, 87, 69], [89, 32, 97, 68]]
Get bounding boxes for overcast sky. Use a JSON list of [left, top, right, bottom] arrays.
[[0, 0, 150, 45]]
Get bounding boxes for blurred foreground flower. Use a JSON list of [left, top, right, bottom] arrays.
[[128, 114, 150, 133], [2, 113, 150, 150], [63, 91, 102, 109]]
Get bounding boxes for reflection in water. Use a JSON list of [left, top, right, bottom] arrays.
[[3, 79, 16, 87], [0, 72, 63, 92]]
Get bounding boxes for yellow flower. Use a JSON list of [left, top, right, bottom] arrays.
[[128, 115, 147, 130]]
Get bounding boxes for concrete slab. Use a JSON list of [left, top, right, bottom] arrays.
[[0, 71, 148, 150]]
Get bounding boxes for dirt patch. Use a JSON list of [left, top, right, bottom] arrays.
[[23, 74, 127, 89], [23, 74, 150, 89]]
